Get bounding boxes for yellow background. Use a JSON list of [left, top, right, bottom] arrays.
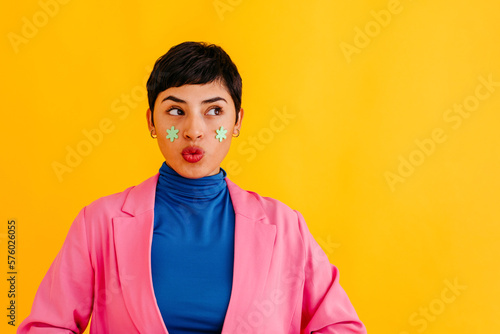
[[1, 0, 499, 333]]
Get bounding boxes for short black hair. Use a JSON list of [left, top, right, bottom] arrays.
[[146, 41, 242, 125]]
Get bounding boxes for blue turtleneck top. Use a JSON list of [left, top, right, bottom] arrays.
[[151, 162, 235, 333]]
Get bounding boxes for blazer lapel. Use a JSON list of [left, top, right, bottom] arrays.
[[112, 174, 168, 333], [222, 179, 277, 332]]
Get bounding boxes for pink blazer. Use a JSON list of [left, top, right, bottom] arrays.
[[18, 174, 366, 333]]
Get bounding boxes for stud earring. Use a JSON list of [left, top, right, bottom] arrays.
[[215, 126, 228, 142], [166, 126, 179, 142]]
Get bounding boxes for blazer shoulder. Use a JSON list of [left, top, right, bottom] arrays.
[[247, 190, 297, 216], [233, 185, 311, 256], [229, 179, 301, 227], [85, 186, 133, 213], [84, 173, 158, 219]]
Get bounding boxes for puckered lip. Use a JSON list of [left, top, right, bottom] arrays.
[[181, 146, 205, 163], [182, 146, 205, 155]]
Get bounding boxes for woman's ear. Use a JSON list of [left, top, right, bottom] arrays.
[[234, 108, 244, 134], [146, 108, 155, 131]]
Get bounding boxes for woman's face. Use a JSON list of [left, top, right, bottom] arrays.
[[147, 81, 243, 179]]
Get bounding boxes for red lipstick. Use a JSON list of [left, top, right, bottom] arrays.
[[182, 146, 204, 163]]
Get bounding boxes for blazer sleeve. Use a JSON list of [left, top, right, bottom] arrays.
[[17, 207, 94, 333], [295, 210, 367, 334]]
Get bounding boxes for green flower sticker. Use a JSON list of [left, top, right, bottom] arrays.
[[166, 126, 179, 142], [215, 126, 227, 142]]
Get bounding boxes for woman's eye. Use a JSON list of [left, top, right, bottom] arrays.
[[167, 108, 183, 116], [206, 107, 222, 116]]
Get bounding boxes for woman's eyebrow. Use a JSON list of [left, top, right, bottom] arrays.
[[161, 96, 227, 104], [161, 95, 185, 103], [202, 97, 227, 104]]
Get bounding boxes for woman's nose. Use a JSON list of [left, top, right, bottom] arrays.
[[183, 115, 204, 140]]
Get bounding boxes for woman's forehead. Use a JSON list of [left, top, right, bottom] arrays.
[[156, 82, 234, 105]]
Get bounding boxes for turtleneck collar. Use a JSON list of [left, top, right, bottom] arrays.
[[156, 162, 227, 201]]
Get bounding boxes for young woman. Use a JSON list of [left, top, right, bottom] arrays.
[[18, 42, 367, 334]]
